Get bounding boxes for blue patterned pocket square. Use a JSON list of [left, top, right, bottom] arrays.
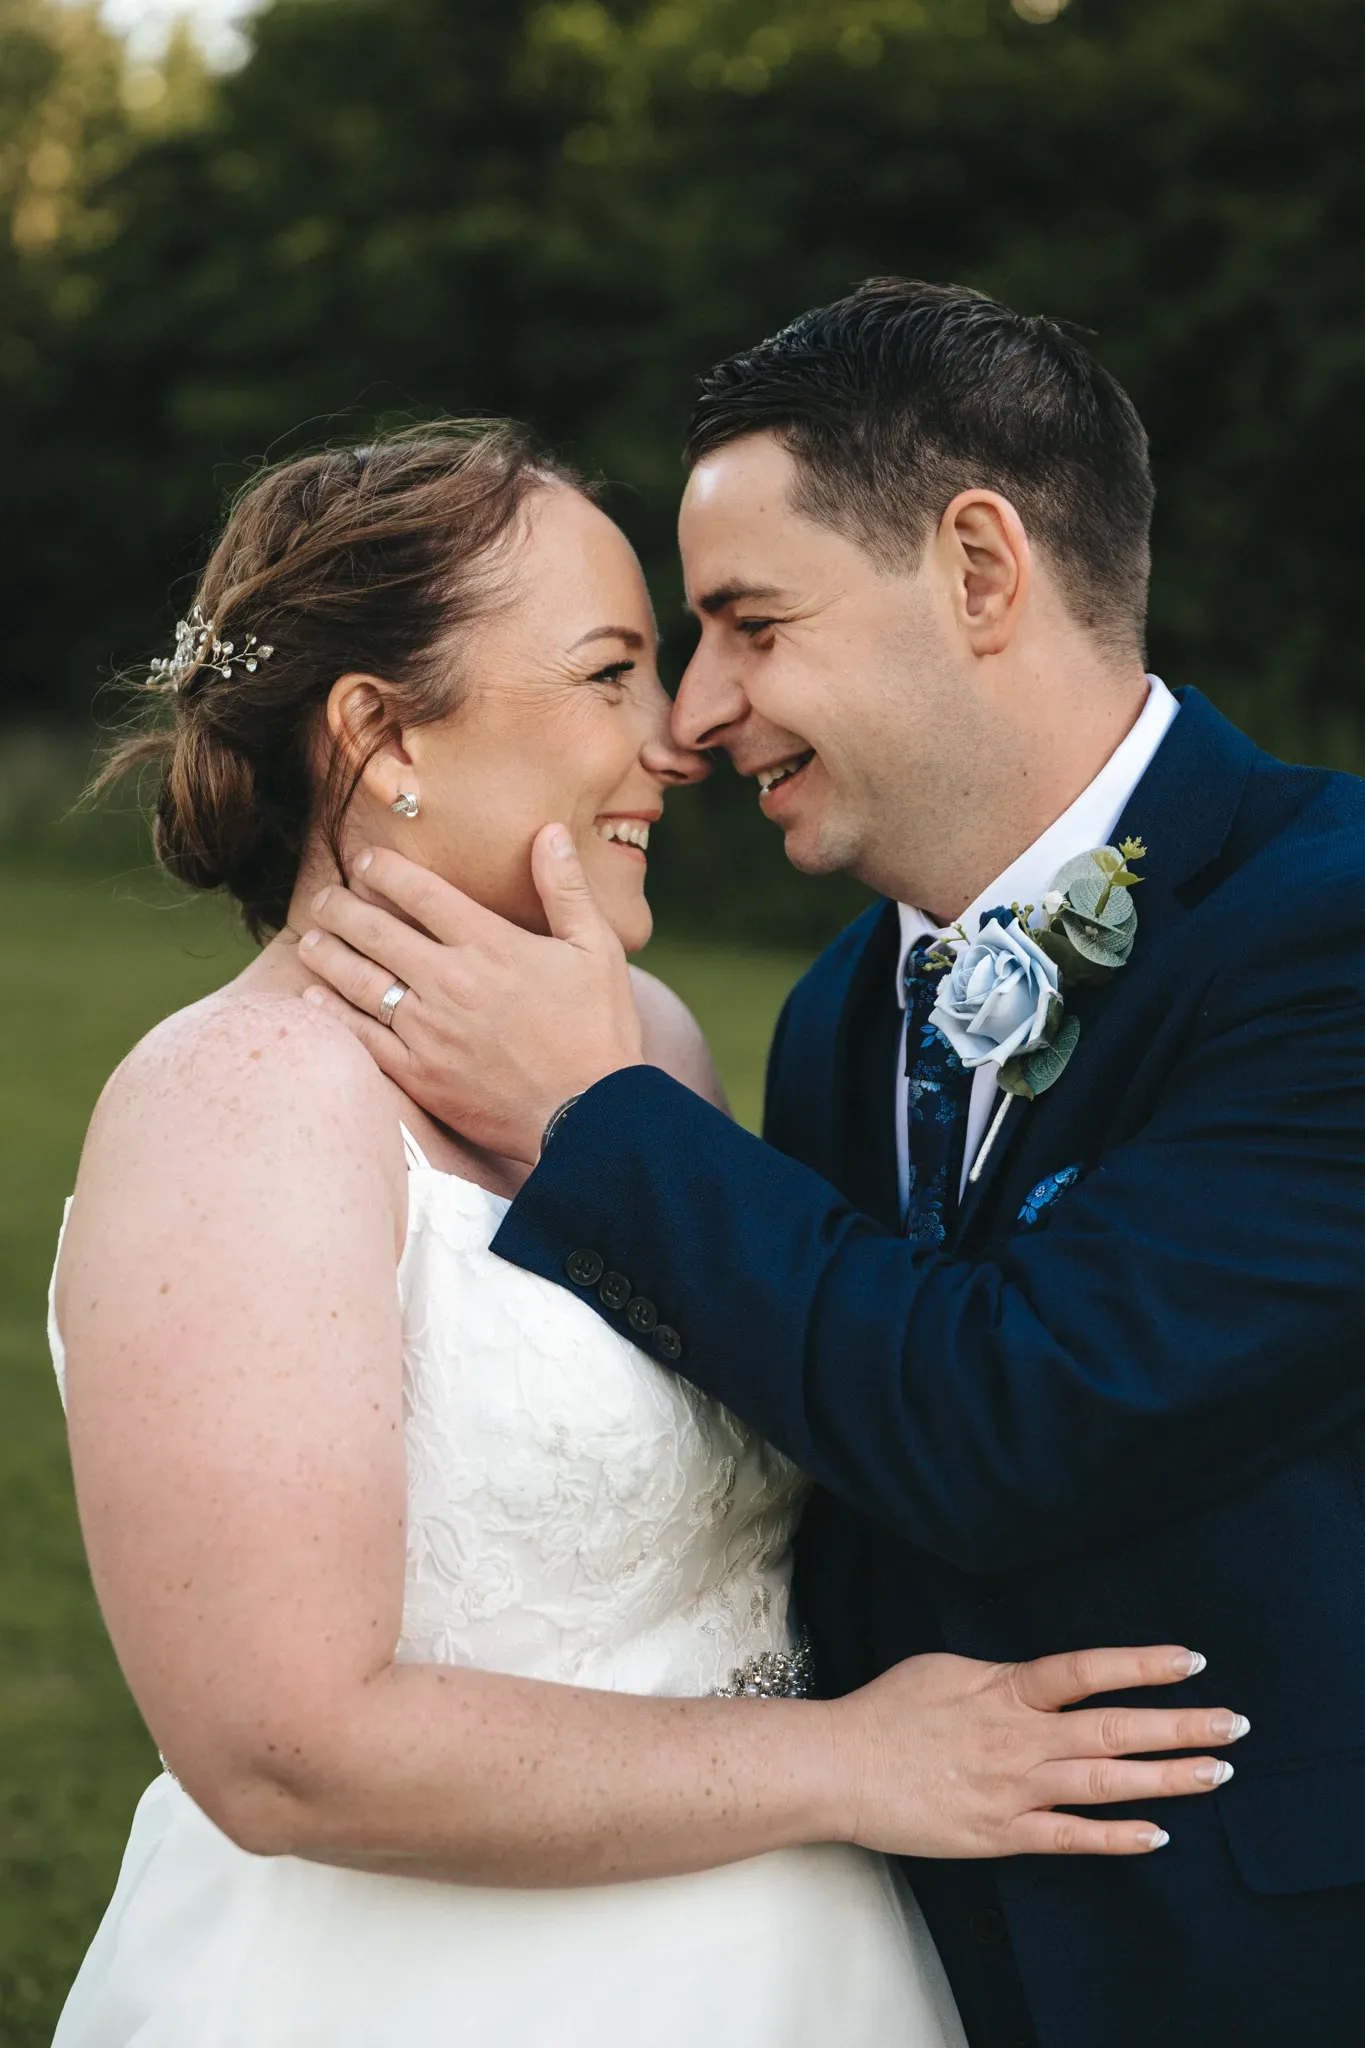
[[1018, 1164, 1082, 1225]]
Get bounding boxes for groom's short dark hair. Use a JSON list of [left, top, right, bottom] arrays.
[[686, 279, 1154, 654]]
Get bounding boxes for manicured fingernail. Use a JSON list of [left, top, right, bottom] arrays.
[[1140, 1828, 1169, 1850], [312, 887, 331, 912], [302, 985, 326, 1008], [299, 929, 320, 952], [1171, 1650, 1207, 1677], [548, 826, 573, 858], [1195, 1760, 1234, 1787], [1211, 1713, 1251, 1741], [354, 848, 373, 874]]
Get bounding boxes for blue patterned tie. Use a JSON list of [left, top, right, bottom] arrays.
[[903, 935, 974, 1247]]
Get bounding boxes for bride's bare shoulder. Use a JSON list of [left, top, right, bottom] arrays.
[[86, 982, 397, 1167], [628, 966, 729, 1114]]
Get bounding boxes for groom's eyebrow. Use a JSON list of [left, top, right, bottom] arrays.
[[693, 582, 789, 617]]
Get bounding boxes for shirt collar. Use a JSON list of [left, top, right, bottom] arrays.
[[895, 674, 1180, 1007]]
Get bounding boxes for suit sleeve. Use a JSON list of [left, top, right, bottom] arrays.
[[491, 906, 1365, 1573], [760, 988, 796, 1153]]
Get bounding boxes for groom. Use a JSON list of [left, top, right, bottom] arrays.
[[307, 282, 1365, 2046]]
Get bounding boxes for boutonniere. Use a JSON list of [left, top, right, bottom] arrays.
[[927, 838, 1147, 1182]]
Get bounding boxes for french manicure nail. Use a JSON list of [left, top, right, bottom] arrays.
[[1141, 1828, 1170, 1850], [302, 985, 326, 1007], [1212, 1713, 1251, 1741], [1195, 1760, 1234, 1787], [312, 888, 331, 912], [354, 849, 373, 874], [1171, 1650, 1207, 1677], [299, 930, 320, 951]]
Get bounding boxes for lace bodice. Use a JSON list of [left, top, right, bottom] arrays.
[[392, 1129, 809, 1694], [49, 1130, 810, 1700]]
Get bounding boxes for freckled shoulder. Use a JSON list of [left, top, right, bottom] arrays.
[[628, 966, 729, 1114], [82, 985, 407, 1195], [56, 983, 416, 1339]]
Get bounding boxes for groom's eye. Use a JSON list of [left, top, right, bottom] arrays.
[[736, 618, 776, 638]]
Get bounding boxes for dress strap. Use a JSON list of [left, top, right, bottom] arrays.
[[399, 1122, 433, 1173]]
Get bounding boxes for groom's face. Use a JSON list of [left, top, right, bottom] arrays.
[[675, 432, 961, 893]]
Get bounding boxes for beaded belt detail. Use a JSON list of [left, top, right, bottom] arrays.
[[713, 1636, 816, 1699]]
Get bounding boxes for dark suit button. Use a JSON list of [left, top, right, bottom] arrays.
[[565, 1249, 604, 1288], [655, 1324, 682, 1361], [626, 1296, 658, 1335], [598, 1270, 631, 1311], [971, 1908, 1008, 1947]]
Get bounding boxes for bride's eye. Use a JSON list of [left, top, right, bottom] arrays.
[[588, 660, 635, 686]]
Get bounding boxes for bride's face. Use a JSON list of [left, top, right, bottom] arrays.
[[359, 486, 705, 952]]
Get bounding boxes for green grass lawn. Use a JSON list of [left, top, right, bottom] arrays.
[[0, 859, 810, 2043]]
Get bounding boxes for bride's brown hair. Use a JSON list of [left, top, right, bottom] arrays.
[[99, 422, 586, 941]]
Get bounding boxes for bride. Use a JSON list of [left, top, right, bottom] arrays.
[[51, 422, 1241, 2047]]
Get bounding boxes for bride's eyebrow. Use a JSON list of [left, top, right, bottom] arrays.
[[568, 626, 648, 653]]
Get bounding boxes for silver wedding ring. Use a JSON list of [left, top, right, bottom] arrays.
[[376, 980, 408, 1029]]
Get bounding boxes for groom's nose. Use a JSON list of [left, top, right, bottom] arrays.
[[671, 639, 752, 755]]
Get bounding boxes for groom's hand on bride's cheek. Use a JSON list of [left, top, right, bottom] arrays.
[[298, 826, 645, 1162]]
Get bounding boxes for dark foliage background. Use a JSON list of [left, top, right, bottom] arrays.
[[4, 0, 1363, 943]]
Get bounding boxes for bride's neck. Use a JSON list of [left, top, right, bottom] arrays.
[[242, 855, 532, 1203]]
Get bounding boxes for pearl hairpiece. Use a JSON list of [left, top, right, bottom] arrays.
[[150, 603, 274, 692]]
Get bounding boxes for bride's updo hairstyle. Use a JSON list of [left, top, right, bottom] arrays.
[[102, 422, 584, 941]]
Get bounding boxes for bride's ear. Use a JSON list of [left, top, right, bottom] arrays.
[[325, 673, 416, 811]]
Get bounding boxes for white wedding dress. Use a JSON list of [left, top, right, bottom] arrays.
[[48, 1125, 965, 2048]]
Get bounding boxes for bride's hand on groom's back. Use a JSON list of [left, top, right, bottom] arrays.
[[833, 1645, 1248, 1859]]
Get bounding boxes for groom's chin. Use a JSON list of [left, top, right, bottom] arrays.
[[778, 814, 857, 880]]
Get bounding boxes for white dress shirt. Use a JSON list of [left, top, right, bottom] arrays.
[[894, 674, 1180, 1216]]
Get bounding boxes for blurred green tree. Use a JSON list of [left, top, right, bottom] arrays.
[[1, 2, 129, 725], [5, 0, 1363, 941]]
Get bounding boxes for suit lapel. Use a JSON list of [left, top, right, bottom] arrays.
[[954, 689, 1257, 1247], [827, 900, 903, 1231], [1107, 687, 1256, 942]]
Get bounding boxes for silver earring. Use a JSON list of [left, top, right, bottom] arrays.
[[390, 793, 420, 819]]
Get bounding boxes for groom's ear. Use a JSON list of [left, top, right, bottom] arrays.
[[937, 490, 1032, 658]]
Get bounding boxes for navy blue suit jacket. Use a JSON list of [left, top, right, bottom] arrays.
[[494, 692, 1365, 2048]]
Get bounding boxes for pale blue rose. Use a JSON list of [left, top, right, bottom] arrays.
[[929, 916, 1061, 1071]]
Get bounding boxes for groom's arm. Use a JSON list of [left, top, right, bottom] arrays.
[[492, 904, 1365, 1574]]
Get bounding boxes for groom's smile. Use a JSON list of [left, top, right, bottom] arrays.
[[755, 749, 816, 802], [753, 749, 818, 831]]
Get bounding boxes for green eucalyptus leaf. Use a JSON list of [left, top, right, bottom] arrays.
[[1020, 1013, 1081, 1096], [996, 1056, 1037, 1100], [1048, 924, 1119, 982], [1056, 895, 1136, 968], [1033, 925, 1090, 980], [1048, 850, 1142, 935]]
